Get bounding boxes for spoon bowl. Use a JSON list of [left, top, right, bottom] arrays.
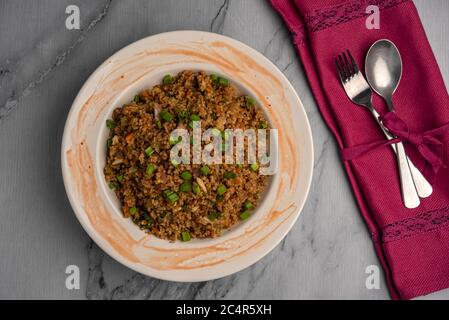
[[365, 39, 403, 100]]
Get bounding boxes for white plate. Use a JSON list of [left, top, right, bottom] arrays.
[[61, 31, 313, 282]]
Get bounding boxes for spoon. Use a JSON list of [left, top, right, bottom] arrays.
[[365, 39, 432, 207]]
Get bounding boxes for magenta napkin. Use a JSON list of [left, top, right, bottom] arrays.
[[270, 0, 449, 299]]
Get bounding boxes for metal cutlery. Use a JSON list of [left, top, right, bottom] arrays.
[[335, 50, 420, 208], [365, 39, 432, 198]]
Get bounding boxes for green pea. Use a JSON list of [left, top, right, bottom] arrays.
[[180, 182, 192, 193], [218, 77, 229, 86], [250, 163, 259, 172], [190, 114, 201, 121], [160, 109, 174, 122], [181, 171, 192, 180], [208, 211, 221, 221], [200, 166, 211, 176], [108, 182, 119, 190], [181, 231, 191, 242], [217, 184, 227, 195], [223, 172, 237, 179], [244, 201, 254, 210], [146, 164, 155, 176], [106, 119, 116, 129], [246, 96, 256, 106], [240, 210, 251, 220], [145, 146, 154, 157], [162, 74, 173, 85], [192, 182, 201, 195]]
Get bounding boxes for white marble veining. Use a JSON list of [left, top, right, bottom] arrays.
[[0, 0, 448, 299]]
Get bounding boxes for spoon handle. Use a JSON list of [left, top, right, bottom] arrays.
[[395, 141, 420, 208], [370, 109, 432, 198], [369, 108, 420, 208], [408, 159, 433, 198]]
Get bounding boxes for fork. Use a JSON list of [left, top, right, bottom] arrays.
[[335, 50, 422, 209]]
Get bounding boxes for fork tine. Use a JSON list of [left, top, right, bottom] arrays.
[[347, 50, 359, 74], [335, 57, 345, 82], [342, 51, 353, 77], [338, 54, 348, 80]]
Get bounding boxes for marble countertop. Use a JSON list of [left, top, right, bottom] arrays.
[[0, 0, 448, 300]]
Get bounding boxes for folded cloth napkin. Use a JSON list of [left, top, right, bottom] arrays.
[[270, 0, 449, 299]]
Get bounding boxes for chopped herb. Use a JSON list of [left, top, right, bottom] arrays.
[[216, 194, 224, 201], [243, 201, 253, 210], [250, 163, 259, 172], [169, 135, 181, 145], [246, 96, 256, 106], [210, 74, 219, 83], [164, 190, 179, 203], [178, 110, 189, 122], [181, 171, 192, 180], [171, 159, 180, 167], [218, 77, 229, 86], [108, 182, 119, 190], [181, 231, 191, 242], [146, 216, 154, 227], [129, 206, 137, 215], [192, 182, 201, 195], [106, 119, 116, 129], [133, 95, 140, 103], [145, 146, 154, 156], [160, 109, 174, 122], [155, 120, 162, 129], [188, 115, 201, 128], [116, 175, 124, 183], [210, 74, 229, 87], [223, 171, 237, 179], [208, 211, 221, 221], [106, 138, 112, 148], [217, 184, 227, 195], [259, 122, 268, 129], [190, 114, 201, 121], [180, 181, 192, 193], [240, 210, 251, 220], [146, 164, 155, 176], [200, 166, 211, 176], [162, 74, 173, 85]]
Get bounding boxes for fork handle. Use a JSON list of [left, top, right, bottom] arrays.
[[369, 108, 419, 207], [371, 109, 432, 199]]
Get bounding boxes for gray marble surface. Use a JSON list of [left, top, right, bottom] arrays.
[[0, 0, 448, 300]]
